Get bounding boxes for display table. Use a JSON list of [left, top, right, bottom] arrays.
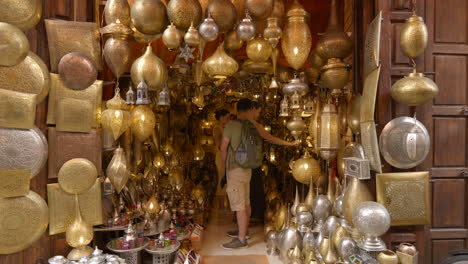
[[107, 237, 149, 264], [145, 241, 180, 264]]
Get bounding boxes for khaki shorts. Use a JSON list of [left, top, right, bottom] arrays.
[[226, 167, 252, 211]]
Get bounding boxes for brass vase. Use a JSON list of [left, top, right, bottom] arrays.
[[281, 0, 311, 70], [322, 236, 339, 264], [400, 14, 428, 58], [103, 35, 131, 78], [263, 17, 282, 48], [246, 0, 274, 20], [104, 0, 131, 25], [342, 176, 373, 226], [101, 92, 131, 140], [131, 105, 156, 142], [131, 0, 168, 35], [377, 250, 399, 264], [320, 58, 349, 90], [202, 42, 239, 80], [390, 70, 439, 106], [66, 195, 93, 259], [131, 44, 168, 91], [162, 23, 182, 50], [315, 0, 353, 61], [207, 0, 237, 33], [326, 172, 336, 204], [107, 147, 130, 193], [246, 36, 273, 62], [304, 174, 316, 209], [167, 0, 203, 31]]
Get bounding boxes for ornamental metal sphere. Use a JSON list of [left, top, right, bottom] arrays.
[[352, 201, 390, 238]]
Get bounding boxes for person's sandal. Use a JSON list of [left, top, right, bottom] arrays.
[[226, 230, 250, 239], [222, 238, 248, 250]]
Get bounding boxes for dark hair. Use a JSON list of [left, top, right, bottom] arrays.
[[252, 101, 262, 109], [236, 98, 253, 112], [215, 109, 230, 120]]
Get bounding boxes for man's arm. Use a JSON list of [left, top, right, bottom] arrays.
[[250, 120, 298, 146], [220, 137, 230, 172], [213, 126, 223, 151]]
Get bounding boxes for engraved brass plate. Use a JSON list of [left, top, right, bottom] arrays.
[[56, 98, 93, 133], [0, 0, 42, 31], [376, 171, 430, 226], [47, 179, 103, 235], [47, 73, 102, 127], [48, 128, 102, 179], [0, 89, 37, 129], [0, 169, 30, 198], [360, 120, 382, 173], [45, 19, 102, 72], [58, 158, 98, 194], [0, 51, 50, 104], [363, 11, 382, 78], [360, 65, 381, 122], [0, 191, 49, 254]]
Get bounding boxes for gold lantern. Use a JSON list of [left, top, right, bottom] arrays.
[[390, 70, 439, 106], [263, 17, 282, 48], [131, 0, 168, 35], [131, 44, 168, 91], [66, 195, 94, 260], [103, 32, 132, 79], [207, 0, 237, 33], [162, 23, 183, 50], [320, 58, 349, 90], [104, 0, 131, 26], [286, 110, 306, 140], [318, 104, 340, 160], [246, 36, 273, 63], [246, 0, 274, 20], [145, 195, 161, 214], [153, 152, 166, 168], [101, 90, 131, 140], [291, 151, 321, 184], [281, 0, 311, 70], [131, 105, 156, 142], [193, 144, 206, 161], [202, 42, 239, 83], [106, 147, 130, 193], [167, 0, 203, 31], [225, 30, 244, 50], [399, 13, 428, 58], [342, 176, 374, 227]]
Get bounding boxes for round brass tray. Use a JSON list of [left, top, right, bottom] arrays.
[[0, 0, 42, 31], [0, 51, 50, 104], [58, 158, 98, 194], [0, 126, 48, 178], [0, 22, 29, 66], [0, 191, 49, 254]]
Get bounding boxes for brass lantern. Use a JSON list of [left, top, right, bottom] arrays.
[[291, 151, 321, 184], [320, 58, 349, 90], [246, 36, 273, 63], [318, 104, 340, 160], [66, 195, 94, 260], [202, 42, 239, 82], [263, 17, 282, 48], [390, 70, 439, 106], [131, 105, 156, 142], [101, 90, 131, 140], [399, 13, 428, 58], [286, 110, 306, 140], [193, 144, 206, 161], [131, 44, 168, 91]]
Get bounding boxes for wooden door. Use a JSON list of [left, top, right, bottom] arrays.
[[0, 1, 94, 263], [374, 0, 468, 263]]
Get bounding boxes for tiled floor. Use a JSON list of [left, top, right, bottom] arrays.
[[200, 209, 282, 264]]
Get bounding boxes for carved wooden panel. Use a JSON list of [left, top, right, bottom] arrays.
[[433, 118, 466, 167], [432, 179, 465, 228], [434, 0, 467, 43], [434, 55, 467, 105], [432, 240, 465, 264]]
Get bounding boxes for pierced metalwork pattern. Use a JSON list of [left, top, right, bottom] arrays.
[[363, 11, 382, 78]]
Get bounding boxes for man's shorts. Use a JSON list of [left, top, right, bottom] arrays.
[[226, 167, 252, 211]]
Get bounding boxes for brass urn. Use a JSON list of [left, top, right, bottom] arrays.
[[104, 0, 131, 26], [281, 0, 311, 70], [320, 58, 349, 90], [167, 0, 203, 31], [291, 151, 321, 185], [207, 0, 237, 33], [400, 14, 428, 58], [246, 36, 273, 62], [390, 70, 439, 106], [315, 0, 353, 61], [202, 42, 239, 80], [131, 0, 168, 35], [246, 0, 274, 21], [131, 44, 168, 91]]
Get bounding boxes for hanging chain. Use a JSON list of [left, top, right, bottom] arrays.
[[411, 0, 417, 14]]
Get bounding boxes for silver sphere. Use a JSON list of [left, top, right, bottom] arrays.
[[353, 201, 390, 237], [312, 195, 332, 223], [333, 195, 344, 217], [237, 17, 256, 41], [302, 231, 316, 251], [297, 211, 313, 232], [323, 216, 340, 237], [199, 17, 219, 41], [338, 237, 357, 260]]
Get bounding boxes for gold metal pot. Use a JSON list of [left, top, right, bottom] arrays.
[[207, 0, 237, 33], [315, 0, 353, 61], [377, 250, 399, 264], [167, 0, 203, 31], [131, 105, 156, 142], [162, 23, 182, 50], [291, 151, 321, 185], [399, 14, 428, 58], [322, 236, 339, 264], [131, 44, 168, 91], [0, 22, 29, 66], [246, 36, 273, 62], [320, 58, 349, 90], [131, 0, 168, 35], [104, 0, 131, 26], [281, 0, 311, 70], [390, 70, 439, 106], [346, 94, 361, 134], [202, 42, 239, 80], [103, 35, 131, 78], [342, 176, 373, 226], [246, 0, 274, 21]]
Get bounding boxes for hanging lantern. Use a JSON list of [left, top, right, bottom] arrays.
[[206, 0, 237, 33], [286, 110, 306, 140], [318, 104, 340, 160], [126, 85, 135, 105], [106, 147, 130, 193], [131, 0, 168, 35], [320, 58, 349, 90], [245, 0, 274, 21], [167, 0, 203, 31], [400, 13, 428, 58], [101, 90, 131, 140], [163, 141, 174, 158], [202, 42, 239, 82], [291, 91, 301, 109], [279, 96, 289, 117], [237, 11, 256, 41], [263, 17, 282, 48], [302, 97, 315, 117], [390, 70, 438, 106], [291, 151, 321, 184], [131, 105, 156, 142], [103, 32, 132, 79], [153, 152, 166, 169], [184, 22, 201, 47], [66, 195, 94, 260], [225, 30, 244, 50], [162, 23, 183, 50], [282, 76, 309, 96], [131, 44, 168, 91], [269, 77, 279, 89], [104, 0, 131, 26], [246, 36, 273, 62], [281, 0, 311, 70], [158, 85, 171, 106], [145, 195, 161, 215], [136, 79, 151, 105], [199, 13, 219, 41], [193, 144, 206, 161]]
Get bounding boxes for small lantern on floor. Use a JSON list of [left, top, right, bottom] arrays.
[[136, 79, 150, 105], [126, 85, 135, 104], [279, 97, 289, 117]]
